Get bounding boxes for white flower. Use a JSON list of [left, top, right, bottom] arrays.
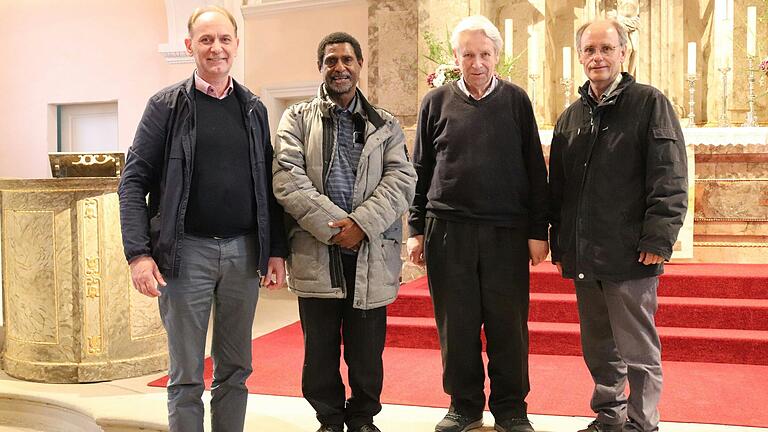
[[433, 73, 446, 87]]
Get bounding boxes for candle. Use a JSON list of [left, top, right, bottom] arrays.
[[747, 6, 757, 56], [505, 19, 513, 61], [563, 47, 571, 80], [687, 42, 696, 76], [715, 0, 727, 21], [528, 26, 539, 75], [715, 0, 731, 69]]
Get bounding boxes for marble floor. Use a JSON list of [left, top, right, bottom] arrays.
[[0, 289, 764, 432]]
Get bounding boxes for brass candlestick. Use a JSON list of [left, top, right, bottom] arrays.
[[686, 74, 697, 128], [560, 77, 573, 110], [717, 66, 731, 127], [742, 55, 759, 127]]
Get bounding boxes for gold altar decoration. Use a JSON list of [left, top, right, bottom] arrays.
[[0, 178, 167, 383], [49, 152, 125, 178]]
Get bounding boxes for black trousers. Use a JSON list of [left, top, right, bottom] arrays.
[[425, 217, 531, 420], [298, 253, 387, 429]]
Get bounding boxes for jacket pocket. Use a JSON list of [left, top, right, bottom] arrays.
[[364, 237, 401, 306], [382, 237, 402, 288], [287, 231, 321, 282]]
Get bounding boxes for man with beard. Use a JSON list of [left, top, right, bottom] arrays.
[[272, 32, 416, 432]]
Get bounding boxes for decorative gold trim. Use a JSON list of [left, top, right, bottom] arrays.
[[2, 210, 60, 345], [71, 154, 116, 166], [79, 198, 104, 355], [695, 217, 768, 222], [694, 241, 768, 248]]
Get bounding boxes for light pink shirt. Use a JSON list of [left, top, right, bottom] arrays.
[[194, 71, 234, 99]]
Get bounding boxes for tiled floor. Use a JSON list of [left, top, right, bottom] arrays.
[[0, 289, 764, 432]]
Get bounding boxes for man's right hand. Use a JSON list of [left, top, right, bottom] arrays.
[[129, 256, 166, 297], [407, 235, 425, 267]]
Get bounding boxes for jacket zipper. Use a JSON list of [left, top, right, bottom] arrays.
[[574, 105, 601, 273], [171, 93, 194, 277], [245, 100, 265, 273], [321, 114, 345, 292]]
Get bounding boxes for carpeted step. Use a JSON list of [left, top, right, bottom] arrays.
[[530, 263, 768, 299], [384, 316, 768, 365], [389, 290, 768, 330]]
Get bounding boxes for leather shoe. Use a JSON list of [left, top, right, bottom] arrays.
[[435, 411, 483, 432], [495, 417, 534, 432], [316, 425, 344, 432], [578, 420, 624, 432], [349, 424, 381, 432]]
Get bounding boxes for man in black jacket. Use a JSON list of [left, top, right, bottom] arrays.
[[408, 15, 548, 432], [118, 6, 286, 432], [549, 20, 687, 432]]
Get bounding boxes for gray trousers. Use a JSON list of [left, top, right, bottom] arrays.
[[159, 234, 261, 432], [574, 276, 662, 432]]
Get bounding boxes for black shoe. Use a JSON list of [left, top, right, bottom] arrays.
[[495, 417, 534, 432], [622, 418, 643, 432], [578, 420, 624, 432], [435, 411, 483, 432], [316, 425, 344, 432], [349, 424, 381, 432]]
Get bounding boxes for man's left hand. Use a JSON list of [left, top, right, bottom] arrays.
[[261, 257, 286, 290], [638, 251, 665, 265], [528, 239, 549, 266], [329, 218, 366, 250]]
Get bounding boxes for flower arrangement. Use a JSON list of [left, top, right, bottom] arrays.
[[426, 64, 461, 88]]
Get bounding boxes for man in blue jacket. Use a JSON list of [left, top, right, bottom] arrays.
[[118, 6, 287, 432]]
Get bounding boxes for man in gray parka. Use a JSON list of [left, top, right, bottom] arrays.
[[272, 32, 416, 432]]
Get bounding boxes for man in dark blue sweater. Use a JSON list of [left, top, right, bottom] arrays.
[[407, 15, 549, 432], [118, 6, 287, 432]]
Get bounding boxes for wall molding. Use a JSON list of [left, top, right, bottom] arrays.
[[157, 44, 194, 65], [242, 0, 362, 17], [260, 81, 320, 134]]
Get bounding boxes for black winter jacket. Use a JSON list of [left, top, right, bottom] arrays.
[[549, 73, 687, 281], [118, 74, 287, 277]]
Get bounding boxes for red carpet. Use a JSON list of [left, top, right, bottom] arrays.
[[149, 320, 768, 428], [389, 264, 768, 365], [149, 263, 768, 427]]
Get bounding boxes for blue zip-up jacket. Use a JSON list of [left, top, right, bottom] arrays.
[[118, 74, 288, 277]]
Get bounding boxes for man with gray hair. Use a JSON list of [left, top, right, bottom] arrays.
[[119, 6, 287, 432], [408, 14, 549, 432], [549, 20, 687, 432]]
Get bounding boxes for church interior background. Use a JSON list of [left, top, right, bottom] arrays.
[[0, 0, 767, 430]]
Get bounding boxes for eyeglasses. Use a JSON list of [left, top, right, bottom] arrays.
[[580, 45, 618, 58]]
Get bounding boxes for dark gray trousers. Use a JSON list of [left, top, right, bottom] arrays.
[[159, 234, 261, 432], [574, 276, 662, 432], [424, 217, 531, 421]]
